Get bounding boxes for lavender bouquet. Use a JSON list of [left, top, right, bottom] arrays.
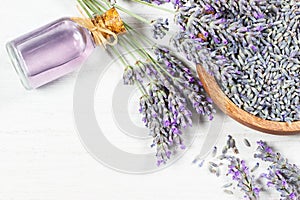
[[78, 0, 215, 165]]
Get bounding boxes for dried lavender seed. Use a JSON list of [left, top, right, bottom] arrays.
[[208, 165, 217, 174], [198, 159, 205, 168], [222, 183, 233, 188], [216, 167, 221, 177], [209, 161, 219, 168], [224, 189, 234, 195], [243, 138, 251, 147], [212, 146, 217, 158], [251, 162, 260, 172]]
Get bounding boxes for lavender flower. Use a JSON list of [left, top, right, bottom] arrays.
[[200, 135, 261, 199], [261, 169, 299, 200], [123, 65, 135, 85], [153, 46, 215, 119], [255, 141, 300, 199], [152, 18, 169, 39], [141, 0, 170, 5], [139, 82, 189, 165], [142, 0, 187, 8], [198, 135, 300, 199], [139, 92, 173, 165], [226, 157, 260, 200], [218, 136, 260, 199], [122, 44, 215, 164]]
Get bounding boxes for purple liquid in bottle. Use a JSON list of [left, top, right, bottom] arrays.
[[6, 18, 95, 89]]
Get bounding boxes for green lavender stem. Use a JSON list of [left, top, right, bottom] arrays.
[[90, 0, 110, 11], [77, 0, 93, 18], [114, 4, 151, 24]]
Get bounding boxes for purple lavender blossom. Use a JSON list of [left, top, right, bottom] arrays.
[[142, 0, 187, 7], [153, 46, 216, 119], [138, 82, 190, 164], [152, 18, 169, 39], [261, 169, 299, 200], [255, 141, 300, 199], [122, 44, 215, 164], [123, 65, 135, 85], [222, 151, 260, 199]]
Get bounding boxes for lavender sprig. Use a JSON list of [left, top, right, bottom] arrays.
[[153, 46, 215, 119], [226, 157, 260, 200], [124, 53, 214, 164], [261, 169, 298, 200], [220, 136, 260, 199], [123, 65, 136, 85], [122, 44, 214, 164], [255, 141, 300, 199]]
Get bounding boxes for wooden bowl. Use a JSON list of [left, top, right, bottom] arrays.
[[196, 65, 300, 135]]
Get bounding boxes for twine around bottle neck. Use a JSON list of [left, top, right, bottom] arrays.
[[71, 8, 126, 48]]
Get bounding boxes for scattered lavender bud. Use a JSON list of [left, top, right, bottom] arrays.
[[192, 158, 198, 164], [227, 135, 236, 149], [216, 167, 221, 177], [222, 146, 228, 155], [224, 189, 234, 195], [244, 138, 252, 148], [212, 146, 217, 157], [209, 161, 218, 168], [208, 164, 217, 174], [222, 183, 233, 188], [198, 159, 205, 167], [251, 163, 260, 173]]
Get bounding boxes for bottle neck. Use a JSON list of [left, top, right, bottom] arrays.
[[71, 8, 126, 48]]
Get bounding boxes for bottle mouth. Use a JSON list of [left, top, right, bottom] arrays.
[[6, 41, 32, 90]]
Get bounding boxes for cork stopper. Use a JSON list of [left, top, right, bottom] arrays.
[[92, 7, 126, 38], [72, 7, 126, 46]]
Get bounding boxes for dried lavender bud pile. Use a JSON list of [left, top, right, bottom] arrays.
[[172, 0, 300, 122]]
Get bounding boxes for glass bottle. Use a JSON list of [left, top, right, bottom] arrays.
[[6, 8, 125, 90]]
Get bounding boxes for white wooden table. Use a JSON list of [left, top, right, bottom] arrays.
[[0, 1, 299, 199]]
